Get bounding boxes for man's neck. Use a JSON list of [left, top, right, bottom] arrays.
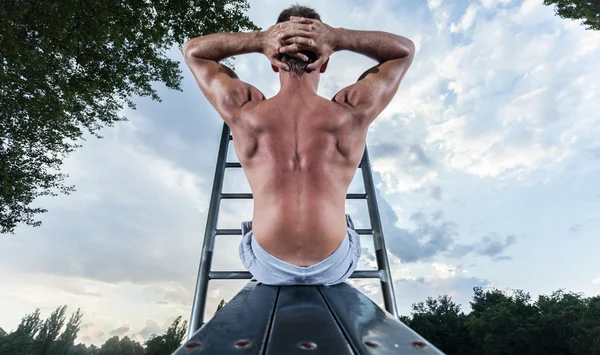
[[278, 72, 319, 95]]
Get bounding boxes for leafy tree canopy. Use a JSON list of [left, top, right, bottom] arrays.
[[0, 0, 259, 233], [544, 0, 600, 30]]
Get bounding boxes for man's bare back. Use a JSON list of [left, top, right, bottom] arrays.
[[231, 91, 367, 266], [183, 8, 414, 271]]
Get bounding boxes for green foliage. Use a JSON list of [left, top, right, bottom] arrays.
[[35, 305, 68, 355], [215, 299, 227, 314], [544, 0, 600, 31], [98, 336, 143, 355], [144, 316, 187, 355], [68, 344, 99, 355], [16, 309, 42, 338], [536, 291, 600, 355], [0, 305, 187, 354], [54, 309, 83, 355], [467, 289, 540, 355], [0, 309, 42, 354], [0, 0, 259, 234], [405, 295, 472, 354], [404, 287, 600, 355], [0, 306, 82, 355], [1, 289, 598, 354]]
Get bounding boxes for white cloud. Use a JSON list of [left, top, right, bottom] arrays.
[[373, 156, 438, 193], [427, 0, 443, 10], [450, 4, 478, 33], [480, 0, 513, 9], [369, 0, 600, 182], [593, 274, 600, 285]]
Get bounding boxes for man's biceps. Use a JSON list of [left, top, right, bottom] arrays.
[[218, 64, 240, 79]]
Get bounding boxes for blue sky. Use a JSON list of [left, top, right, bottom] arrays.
[[1, 0, 599, 346]]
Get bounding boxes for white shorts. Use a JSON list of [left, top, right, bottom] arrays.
[[238, 214, 361, 286]]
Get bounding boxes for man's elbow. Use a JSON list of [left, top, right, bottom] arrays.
[[402, 38, 415, 58], [183, 39, 195, 58], [183, 38, 204, 59]]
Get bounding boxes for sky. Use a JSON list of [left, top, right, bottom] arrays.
[[1, 0, 600, 346]]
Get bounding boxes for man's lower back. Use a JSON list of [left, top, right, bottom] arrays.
[[238, 214, 362, 286]]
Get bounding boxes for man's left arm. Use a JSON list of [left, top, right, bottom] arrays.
[[183, 23, 312, 123], [183, 32, 265, 123]]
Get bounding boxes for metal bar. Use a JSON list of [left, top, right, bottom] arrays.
[[209, 271, 253, 280], [350, 270, 380, 278], [188, 123, 231, 339], [215, 229, 241, 235], [208, 270, 380, 280], [354, 228, 373, 235], [221, 193, 253, 199], [216, 158, 381, 171], [215, 228, 373, 236], [360, 146, 399, 318], [221, 193, 367, 200]]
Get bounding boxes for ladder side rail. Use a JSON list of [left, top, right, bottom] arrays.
[[360, 146, 399, 318], [187, 123, 232, 339]]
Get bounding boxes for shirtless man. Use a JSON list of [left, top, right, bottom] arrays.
[[183, 5, 414, 286]]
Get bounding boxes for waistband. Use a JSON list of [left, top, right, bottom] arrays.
[[241, 214, 357, 276]]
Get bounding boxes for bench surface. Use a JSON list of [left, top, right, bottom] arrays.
[[173, 281, 444, 355]]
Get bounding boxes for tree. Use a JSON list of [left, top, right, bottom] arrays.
[[97, 336, 120, 355], [215, 299, 227, 314], [144, 316, 187, 355], [69, 344, 99, 355], [0, 0, 259, 234], [0, 308, 43, 355], [567, 295, 600, 355], [468, 288, 541, 355], [68, 344, 99, 355], [405, 295, 473, 355], [96, 336, 144, 355], [0, 328, 7, 352], [35, 305, 67, 355], [544, 0, 600, 31], [53, 308, 83, 355]]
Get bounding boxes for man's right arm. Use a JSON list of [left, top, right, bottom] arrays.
[[280, 17, 415, 126], [330, 28, 415, 125]]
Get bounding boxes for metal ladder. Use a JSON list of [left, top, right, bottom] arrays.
[[187, 122, 399, 339]]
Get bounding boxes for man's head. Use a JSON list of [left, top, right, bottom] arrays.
[[275, 5, 327, 75]]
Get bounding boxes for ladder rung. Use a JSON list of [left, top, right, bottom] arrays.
[[215, 229, 373, 235], [350, 270, 381, 278], [216, 228, 373, 236], [216, 229, 241, 235], [208, 270, 381, 280], [224, 162, 363, 171], [221, 193, 253, 199], [209, 271, 252, 280], [220, 193, 367, 200], [355, 229, 373, 235]]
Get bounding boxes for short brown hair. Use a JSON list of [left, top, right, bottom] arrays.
[[276, 5, 321, 75]]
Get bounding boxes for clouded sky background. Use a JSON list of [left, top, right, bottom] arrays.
[[1, 0, 599, 346]]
